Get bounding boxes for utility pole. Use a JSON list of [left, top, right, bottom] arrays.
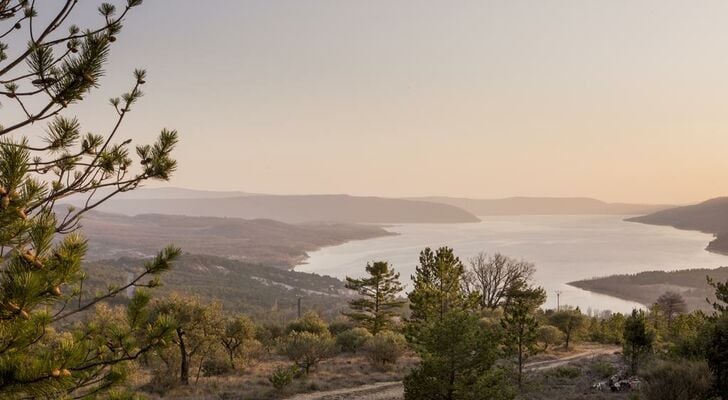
[[555, 290, 562, 311]]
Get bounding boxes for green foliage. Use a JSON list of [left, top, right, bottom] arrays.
[[150, 295, 224, 385], [404, 311, 507, 400], [500, 282, 546, 385], [536, 325, 564, 350], [336, 327, 372, 353], [279, 331, 336, 374], [220, 315, 256, 369], [256, 323, 284, 355], [408, 247, 478, 324], [706, 313, 728, 396], [269, 365, 297, 390], [344, 261, 405, 334], [548, 307, 588, 349], [328, 318, 354, 336], [623, 309, 655, 375], [363, 331, 407, 368], [0, 1, 179, 397], [285, 311, 329, 336], [590, 360, 617, 379], [545, 365, 581, 379], [640, 360, 713, 400]]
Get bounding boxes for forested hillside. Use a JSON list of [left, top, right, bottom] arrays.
[[570, 267, 728, 311], [76, 211, 393, 267], [84, 253, 350, 319]]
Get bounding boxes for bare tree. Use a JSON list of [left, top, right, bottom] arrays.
[[463, 252, 535, 310]]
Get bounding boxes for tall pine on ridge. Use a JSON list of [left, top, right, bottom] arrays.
[[344, 261, 405, 334]]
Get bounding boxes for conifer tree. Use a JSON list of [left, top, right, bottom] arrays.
[[501, 282, 546, 387], [344, 261, 405, 334], [0, 1, 180, 398], [408, 247, 478, 324], [623, 309, 654, 375]]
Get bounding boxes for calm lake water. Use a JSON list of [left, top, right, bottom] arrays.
[[299, 215, 728, 314]]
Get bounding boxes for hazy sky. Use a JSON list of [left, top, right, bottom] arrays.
[[67, 1, 728, 203]]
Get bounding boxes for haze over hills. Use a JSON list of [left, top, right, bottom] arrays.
[[76, 211, 393, 267], [69, 194, 481, 224], [413, 196, 672, 216], [627, 197, 728, 255]]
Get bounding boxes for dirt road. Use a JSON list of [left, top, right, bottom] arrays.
[[283, 345, 620, 400]]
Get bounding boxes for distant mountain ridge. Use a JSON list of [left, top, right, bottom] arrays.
[[411, 196, 671, 216], [68, 194, 481, 224], [627, 197, 728, 254]]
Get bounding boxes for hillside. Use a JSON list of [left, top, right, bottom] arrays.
[[570, 267, 728, 312], [77, 211, 394, 267], [626, 197, 728, 254], [85, 253, 350, 318], [414, 196, 671, 216], [66, 194, 480, 223]]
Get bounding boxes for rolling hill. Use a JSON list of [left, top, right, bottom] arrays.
[[413, 196, 671, 216], [76, 211, 394, 267], [66, 194, 480, 223], [626, 197, 728, 254]]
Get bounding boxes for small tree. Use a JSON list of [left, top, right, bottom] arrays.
[[285, 311, 329, 336], [706, 277, 728, 395], [344, 261, 405, 334], [464, 252, 535, 310], [403, 311, 513, 400], [501, 283, 546, 386], [623, 309, 654, 375], [655, 291, 688, 329], [363, 331, 407, 368], [279, 331, 336, 374], [221, 315, 256, 370], [408, 247, 478, 324], [151, 295, 225, 385], [549, 307, 588, 350], [537, 325, 563, 351]]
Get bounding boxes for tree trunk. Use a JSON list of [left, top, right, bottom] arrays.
[[178, 328, 189, 385], [229, 350, 236, 370]]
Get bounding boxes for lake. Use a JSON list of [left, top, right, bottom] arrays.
[[298, 215, 728, 313]]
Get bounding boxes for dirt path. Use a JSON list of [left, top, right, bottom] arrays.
[[284, 345, 620, 400]]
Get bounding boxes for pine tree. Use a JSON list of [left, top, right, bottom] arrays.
[[549, 307, 588, 350], [501, 282, 546, 387], [408, 247, 478, 324], [623, 309, 654, 375], [0, 2, 180, 398], [344, 261, 405, 334]]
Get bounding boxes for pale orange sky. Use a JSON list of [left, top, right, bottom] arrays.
[[69, 1, 728, 204]]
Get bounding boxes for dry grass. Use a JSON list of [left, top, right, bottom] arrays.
[[133, 353, 418, 400]]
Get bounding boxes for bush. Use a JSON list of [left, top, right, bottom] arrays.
[[537, 325, 564, 351], [590, 360, 617, 379], [279, 331, 336, 374], [640, 360, 712, 400], [363, 331, 407, 368], [336, 328, 372, 353], [328, 319, 354, 336], [546, 366, 581, 379], [269, 365, 297, 390], [202, 356, 233, 377], [285, 312, 329, 336], [256, 323, 284, 355]]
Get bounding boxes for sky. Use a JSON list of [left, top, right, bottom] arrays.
[[52, 1, 728, 203]]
